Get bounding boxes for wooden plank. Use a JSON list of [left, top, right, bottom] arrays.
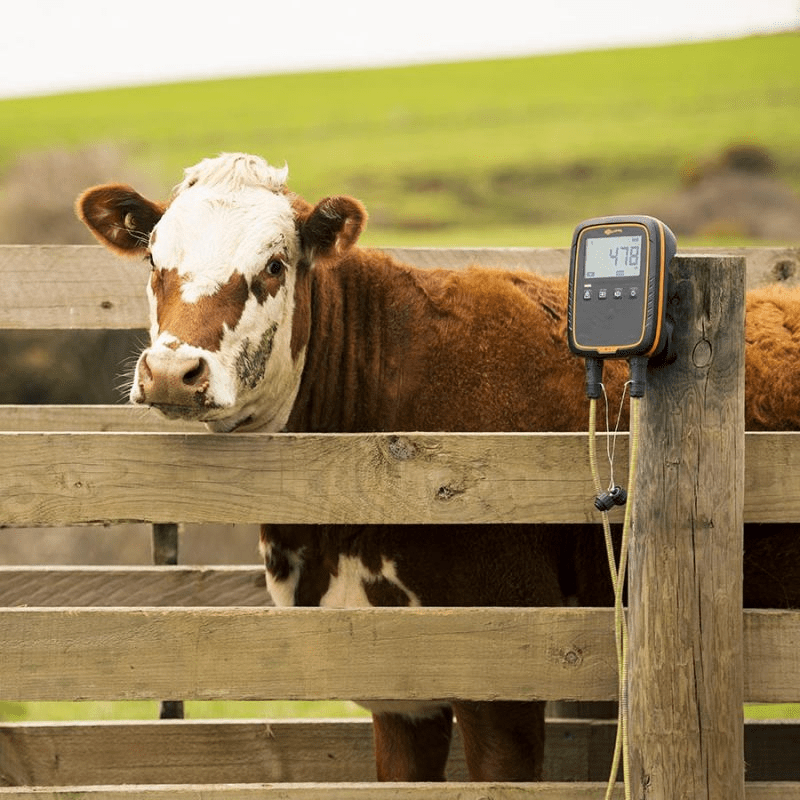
[[1, 246, 794, 330], [0, 431, 617, 526], [0, 783, 794, 799], [0, 719, 392, 786], [747, 785, 800, 800], [0, 718, 631, 786], [2, 427, 800, 526], [382, 246, 570, 275], [629, 255, 746, 798], [0, 719, 383, 786], [1, 607, 798, 703], [0, 606, 619, 702], [0, 783, 631, 799], [710, 245, 800, 290], [0, 405, 204, 433], [744, 432, 800, 523], [0, 245, 570, 330], [386, 246, 800, 291], [0, 567, 268, 607], [0, 246, 149, 330], [1, 718, 795, 786], [744, 611, 800, 702]]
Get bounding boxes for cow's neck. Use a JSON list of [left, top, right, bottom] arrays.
[[286, 250, 420, 432]]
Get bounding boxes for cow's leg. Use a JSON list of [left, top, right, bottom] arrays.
[[372, 707, 453, 781], [453, 700, 544, 781]]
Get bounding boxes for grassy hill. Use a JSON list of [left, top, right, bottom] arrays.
[[1, 32, 798, 247]]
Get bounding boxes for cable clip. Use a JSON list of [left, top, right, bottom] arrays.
[[594, 485, 627, 511]]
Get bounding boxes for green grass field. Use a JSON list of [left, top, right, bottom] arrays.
[[0, 700, 369, 722], [1, 32, 798, 247]]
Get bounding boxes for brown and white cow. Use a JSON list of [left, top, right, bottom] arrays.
[[77, 152, 800, 782]]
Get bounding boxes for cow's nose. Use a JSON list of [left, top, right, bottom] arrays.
[[137, 350, 210, 407]]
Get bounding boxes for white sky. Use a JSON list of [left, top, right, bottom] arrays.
[[1, 0, 797, 99]]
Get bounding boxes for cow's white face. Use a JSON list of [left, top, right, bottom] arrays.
[[138, 157, 305, 432], [76, 153, 367, 432]]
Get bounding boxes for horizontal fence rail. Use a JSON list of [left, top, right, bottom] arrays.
[[1, 607, 799, 703], [1, 426, 799, 525], [0, 245, 796, 329], [0, 566, 268, 607], [1, 718, 797, 785], [0, 783, 796, 799]]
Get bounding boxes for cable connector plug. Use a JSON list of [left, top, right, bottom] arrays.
[[585, 357, 604, 399], [594, 485, 628, 511], [629, 355, 648, 398]]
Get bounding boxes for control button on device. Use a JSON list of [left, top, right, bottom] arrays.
[[583, 289, 592, 300], [629, 287, 638, 299], [613, 288, 623, 299], [598, 289, 607, 299]]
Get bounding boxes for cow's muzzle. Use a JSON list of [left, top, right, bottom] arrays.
[[135, 349, 212, 409]]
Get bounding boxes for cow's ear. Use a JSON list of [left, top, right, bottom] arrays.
[[298, 196, 367, 262], [76, 184, 165, 256]]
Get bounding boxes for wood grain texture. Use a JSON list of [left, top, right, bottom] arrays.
[[0, 431, 615, 526], [0, 718, 795, 786], [0, 566, 268, 607], [0, 781, 793, 799], [0, 246, 794, 330], [0, 606, 618, 702], [628, 256, 746, 799], [0, 246, 148, 330], [0, 781, 633, 799], [0, 607, 797, 703], [2, 425, 799, 525], [0, 405, 204, 433], [744, 610, 800, 702]]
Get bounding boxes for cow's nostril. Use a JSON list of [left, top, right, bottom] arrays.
[[139, 354, 153, 383], [182, 358, 209, 389]]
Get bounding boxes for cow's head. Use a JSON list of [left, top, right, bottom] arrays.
[[76, 153, 366, 431]]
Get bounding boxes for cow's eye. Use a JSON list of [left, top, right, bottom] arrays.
[[266, 259, 284, 277], [148, 253, 156, 270]]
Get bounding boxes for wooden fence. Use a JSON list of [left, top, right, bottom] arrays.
[[1, 243, 800, 799]]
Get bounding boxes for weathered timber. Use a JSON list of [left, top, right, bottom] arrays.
[[1, 427, 800, 525], [0, 431, 617, 526], [0, 246, 795, 329], [0, 405, 203, 432], [0, 782, 636, 799], [628, 255, 746, 798], [0, 782, 796, 799], [0, 607, 797, 703], [0, 566, 268, 607], [744, 610, 800, 702], [0, 606, 618, 702], [0, 718, 795, 786]]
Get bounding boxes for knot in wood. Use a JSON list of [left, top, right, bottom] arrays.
[[387, 436, 418, 461], [436, 484, 464, 501], [692, 338, 713, 368], [561, 647, 582, 667], [772, 258, 796, 282]]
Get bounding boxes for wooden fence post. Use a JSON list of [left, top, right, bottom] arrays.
[[628, 255, 746, 799]]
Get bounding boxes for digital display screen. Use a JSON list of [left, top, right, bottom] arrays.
[[584, 234, 642, 279]]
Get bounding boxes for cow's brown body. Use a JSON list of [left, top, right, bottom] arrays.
[[76, 153, 800, 783]]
